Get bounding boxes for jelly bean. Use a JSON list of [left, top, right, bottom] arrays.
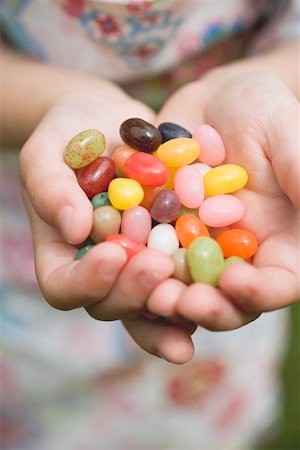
[[77, 156, 115, 199], [140, 185, 164, 210], [193, 124, 225, 167], [125, 152, 169, 187], [150, 189, 181, 223], [216, 229, 258, 259], [120, 118, 162, 153], [158, 122, 192, 142], [90, 205, 121, 243], [156, 138, 201, 167], [188, 237, 225, 286], [112, 145, 138, 176], [164, 166, 178, 190], [178, 206, 199, 217], [224, 256, 245, 268], [75, 244, 94, 260], [171, 248, 193, 285], [192, 162, 212, 177], [175, 215, 210, 248], [91, 192, 111, 209], [174, 165, 204, 208], [147, 224, 179, 255], [121, 206, 152, 244], [204, 164, 248, 197], [108, 178, 144, 210], [64, 129, 106, 169], [106, 234, 145, 260], [199, 195, 245, 227]]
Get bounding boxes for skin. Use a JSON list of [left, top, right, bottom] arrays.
[[1, 40, 299, 364]]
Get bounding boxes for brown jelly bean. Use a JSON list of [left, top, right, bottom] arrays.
[[120, 118, 162, 153]]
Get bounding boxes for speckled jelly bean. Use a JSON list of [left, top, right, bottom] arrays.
[[192, 162, 212, 177], [147, 223, 179, 255], [174, 165, 204, 208], [224, 256, 245, 268], [91, 192, 111, 209], [64, 129, 106, 169], [120, 118, 162, 153], [204, 164, 248, 197], [112, 145, 138, 176], [108, 178, 144, 210], [188, 237, 225, 286], [125, 152, 169, 187], [150, 189, 181, 223], [140, 185, 164, 210], [193, 124, 225, 167], [106, 234, 145, 260], [156, 138, 201, 167], [158, 122, 192, 142], [77, 156, 115, 199], [199, 194, 245, 227], [171, 248, 193, 285], [90, 205, 121, 243], [216, 229, 258, 259], [175, 215, 210, 248], [121, 206, 152, 244], [75, 244, 94, 260]]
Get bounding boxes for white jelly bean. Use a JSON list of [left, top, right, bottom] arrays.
[[174, 165, 204, 209], [192, 162, 212, 177], [121, 206, 152, 244], [147, 224, 179, 255], [199, 194, 245, 227]]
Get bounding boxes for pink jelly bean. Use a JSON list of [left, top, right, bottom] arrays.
[[121, 206, 152, 244], [199, 194, 245, 227], [193, 124, 225, 167], [174, 165, 204, 209]]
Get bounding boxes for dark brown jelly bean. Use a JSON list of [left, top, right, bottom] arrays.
[[120, 118, 162, 153]]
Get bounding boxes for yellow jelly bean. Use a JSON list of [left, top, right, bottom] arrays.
[[108, 178, 144, 210], [156, 138, 201, 167], [164, 166, 178, 189], [204, 164, 248, 197]]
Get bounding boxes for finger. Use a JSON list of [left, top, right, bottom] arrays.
[[85, 249, 174, 321], [176, 284, 258, 331], [123, 316, 194, 364], [20, 121, 93, 245], [266, 91, 300, 208]]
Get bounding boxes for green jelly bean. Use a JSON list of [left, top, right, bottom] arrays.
[[224, 256, 245, 268], [187, 237, 225, 286], [75, 244, 94, 260], [64, 129, 106, 169], [91, 192, 111, 209]]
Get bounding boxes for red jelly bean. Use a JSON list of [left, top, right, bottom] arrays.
[[106, 234, 145, 260], [150, 189, 181, 223], [125, 152, 169, 187], [77, 156, 115, 199], [216, 228, 258, 259]]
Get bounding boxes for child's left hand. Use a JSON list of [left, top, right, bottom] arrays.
[[148, 70, 300, 331]]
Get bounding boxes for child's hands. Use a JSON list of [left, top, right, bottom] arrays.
[[154, 71, 300, 330], [20, 89, 195, 363]]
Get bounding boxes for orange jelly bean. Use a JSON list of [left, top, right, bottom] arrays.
[[175, 214, 210, 248], [140, 185, 165, 210], [112, 145, 137, 176], [216, 228, 258, 259]]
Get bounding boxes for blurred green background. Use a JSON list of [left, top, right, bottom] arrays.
[[257, 302, 300, 450]]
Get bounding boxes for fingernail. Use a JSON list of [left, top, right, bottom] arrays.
[[139, 272, 164, 289], [58, 205, 75, 240]]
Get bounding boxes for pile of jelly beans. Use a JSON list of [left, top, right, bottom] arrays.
[[64, 118, 258, 287]]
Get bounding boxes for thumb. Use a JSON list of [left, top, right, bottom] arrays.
[[20, 124, 93, 245], [267, 95, 300, 209]]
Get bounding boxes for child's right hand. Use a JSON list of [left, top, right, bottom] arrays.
[[20, 88, 196, 364]]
